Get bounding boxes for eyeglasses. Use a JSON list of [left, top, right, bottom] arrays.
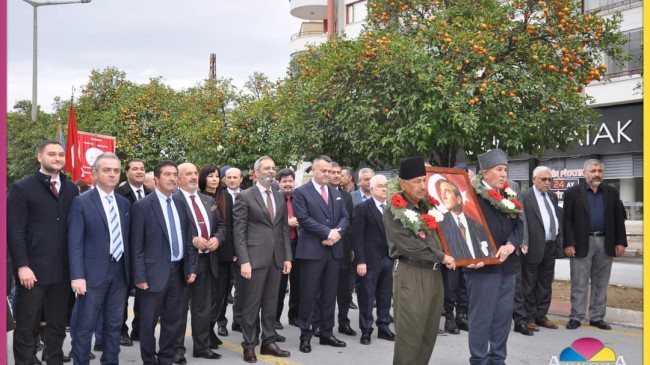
[[538, 177, 552, 182]]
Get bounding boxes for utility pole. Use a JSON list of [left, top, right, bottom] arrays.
[[209, 53, 216, 80]]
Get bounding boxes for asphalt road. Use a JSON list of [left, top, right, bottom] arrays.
[[6, 292, 642, 365]]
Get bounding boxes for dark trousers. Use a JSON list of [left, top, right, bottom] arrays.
[[358, 255, 393, 333], [240, 264, 283, 349], [138, 264, 185, 365], [277, 239, 299, 322], [298, 250, 340, 341], [512, 253, 527, 324], [466, 271, 516, 365], [121, 287, 140, 337], [73, 260, 127, 365], [336, 265, 352, 327], [70, 300, 103, 347], [442, 266, 469, 314], [522, 241, 557, 323], [176, 255, 213, 354], [213, 262, 233, 327], [13, 282, 70, 365]]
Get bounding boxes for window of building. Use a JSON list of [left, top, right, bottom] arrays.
[[604, 28, 642, 78], [346, 1, 368, 24], [583, 0, 642, 12]]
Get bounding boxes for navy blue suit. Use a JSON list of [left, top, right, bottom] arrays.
[[130, 191, 197, 365], [68, 188, 131, 364], [293, 181, 349, 340], [352, 198, 393, 334]]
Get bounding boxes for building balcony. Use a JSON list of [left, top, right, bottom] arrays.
[[290, 30, 327, 55], [289, 0, 328, 20]]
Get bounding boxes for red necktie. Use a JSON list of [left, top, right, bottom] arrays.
[[190, 195, 209, 240], [50, 181, 59, 198], [286, 194, 297, 240], [320, 186, 328, 204]]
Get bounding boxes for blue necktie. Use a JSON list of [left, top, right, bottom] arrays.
[[167, 197, 180, 258], [106, 195, 123, 261]]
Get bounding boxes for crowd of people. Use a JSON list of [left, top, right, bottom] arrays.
[[7, 140, 627, 365]]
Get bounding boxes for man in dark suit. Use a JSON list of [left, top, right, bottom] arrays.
[[233, 156, 292, 363], [115, 157, 151, 345], [352, 174, 395, 345], [563, 159, 627, 331], [464, 149, 523, 365], [68, 153, 131, 364], [519, 166, 562, 333], [293, 155, 350, 353], [173, 163, 226, 362], [130, 160, 198, 365], [8, 141, 80, 365], [222, 167, 245, 333]]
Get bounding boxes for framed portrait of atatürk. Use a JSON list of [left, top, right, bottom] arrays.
[[426, 166, 501, 267]]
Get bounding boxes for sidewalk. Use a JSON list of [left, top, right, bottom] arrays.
[[548, 300, 643, 329]]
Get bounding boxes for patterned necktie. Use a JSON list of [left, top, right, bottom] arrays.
[[50, 181, 59, 198], [106, 195, 123, 261], [136, 189, 143, 200], [166, 197, 180, 258], [379, 203, 386, 214], [190, 195, 209, 240], [266, 190, 275, 222], [542, 192, 557, 241], [320, 186, 328, 204]]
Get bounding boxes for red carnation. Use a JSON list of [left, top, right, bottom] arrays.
[[510, 198, 523, 210], [391, 194, 408, 208], [421, 214, 438, 230], [487, 189, 504, 202], [427, 194, 439, 206], [504, 181, 510, 189]]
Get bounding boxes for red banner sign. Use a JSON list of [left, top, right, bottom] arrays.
[[76, 131, 116, 184]]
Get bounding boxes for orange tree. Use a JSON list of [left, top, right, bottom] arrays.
[[274, 0, 627, 167]]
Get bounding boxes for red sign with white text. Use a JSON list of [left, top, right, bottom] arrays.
[[76, 131, 115, 184]]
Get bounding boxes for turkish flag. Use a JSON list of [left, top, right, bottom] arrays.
[[64, 105, 82, 181]]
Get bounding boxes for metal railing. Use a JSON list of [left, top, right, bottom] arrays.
[[291, 31, 327, 41], [584, 0, 642, 13]]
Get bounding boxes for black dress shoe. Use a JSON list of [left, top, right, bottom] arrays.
[[338, 324, 357, 336], [319, 335, 347, 347], [312, 327, 322, 337], [566, 319, 581, 330], [299, 340, 312, 353], [243, 348, 257, 363], [378, 329, 395, 341], [590, 320, 612, 330], [120, 333, 134, 346], [444, 315, 460, 334], [360, 333, 371, 345], [94, 343, 104, 352], [288, 317, 299, 327], [274, 320, 284, 330], [456, 313, 469, 331], [275, 333, 286, 342], [217, 325, 228, 336], [514, 322, 534, 336], [193, 349, 222, 359], [232, 323, 242, 332], [260, 343, 291, 357], [349, 301, 358, 310], [172, 353, 187, 364]]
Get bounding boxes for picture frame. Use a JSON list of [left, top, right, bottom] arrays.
[[426, 166, 501, 267]]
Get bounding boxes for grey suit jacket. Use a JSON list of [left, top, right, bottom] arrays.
[[232, 185, 292, 269], [520, 188, 563, 263], [351, 189, 370, 207]]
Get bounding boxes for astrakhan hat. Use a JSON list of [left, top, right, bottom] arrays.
[[399, 157, 426, 180], [478, 149, 508, 170]]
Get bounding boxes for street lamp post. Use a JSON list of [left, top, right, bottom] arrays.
[[23, 0, 91, 122]]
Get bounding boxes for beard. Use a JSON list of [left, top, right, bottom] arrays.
[[259, 174, 275, 185]]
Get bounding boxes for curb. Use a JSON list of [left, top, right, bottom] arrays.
[[548, 300, 643, 329]]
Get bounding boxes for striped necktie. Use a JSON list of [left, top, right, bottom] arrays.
[[106, 195, 123, 261]]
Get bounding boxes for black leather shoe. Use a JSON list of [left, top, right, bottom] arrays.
[[94, 343, 104, 352], [566, 319, 581, 330], [338, 324, 357, 336], [444, 315, 460, 334], [288, 317, 299, 327], [299, 340, 312, 353], [312, 327, 322, 337], [349, 301, 358, 310], [172, 353, 187, 364], [193, 349, 222, 359], [217, 325, 228, 336], [274, 320, 284, 330], [120, 333, 133, 346], [232, 323, 242, 332], [319, 335, 346, 347], [590, 320, 611, 330], [243, 348, 257, 363], [260, 342, 290, 357], [456, 312, 469, 331], [275, 333, 286, 342], [378, 328, 395, 341], [514, 322, 534, 336], [360, 333, 371, 345], [130, 330, 140, 342]]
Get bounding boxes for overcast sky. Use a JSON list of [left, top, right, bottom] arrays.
[[7, 1, 303, 112]]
